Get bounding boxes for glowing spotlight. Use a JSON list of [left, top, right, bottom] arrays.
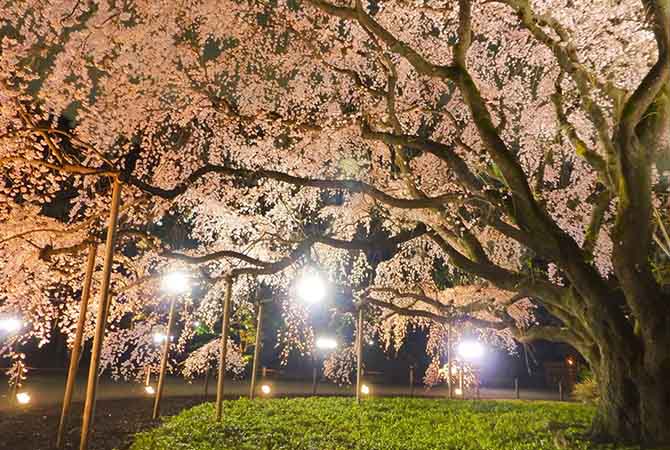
[[261, 384, 272, 395], [162, 271, 189, 294], [566, 357, 575, 366], [361, 384, 370, 395], [296, 272, 327, 304], [16, 391, 31, 405], [315, 336, 337, 350], [457, 340, 484, 360], [0, 317, 22, 334], [153, 332, 167, 344], [144, 385, 156, 395], [454, 387, 463, 396]]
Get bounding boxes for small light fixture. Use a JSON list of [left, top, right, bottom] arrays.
[[454, 387, 463, 396], [361, 384, 370, 395], [261, 384, 272, 395], [16, 391, 31, 405], [144, 385, 156, 395]]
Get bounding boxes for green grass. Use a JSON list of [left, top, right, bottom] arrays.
[[130, 397, 636, 450]]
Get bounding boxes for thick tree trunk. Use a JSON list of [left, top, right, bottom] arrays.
[[594, 342, 670, 446]]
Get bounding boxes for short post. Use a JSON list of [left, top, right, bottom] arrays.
[[79, 178, 122, 450], [203, 369, 210, 399], [11, 359, 23, 404], [57, 242, 97, 448], [311, 356, 318, 396], [447, 324, 453, 399], [249, 301, 264, 400], [145, 366, 151, 386], [355, 304, 364, 404], [514, 377, 520, 399], [459, 364, 464, 398], [152, 296, 177, 419], [215, 276, 233, 421], [262, 366, 267, 379], [409, 366, 415, 397], [559, 379, 564, 401]]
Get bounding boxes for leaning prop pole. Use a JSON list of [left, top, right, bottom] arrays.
[[249, 300, 264, 400], [152, 296, 177, 419], [355, 303, 364, 404], [56, 242, 98, 449], [215, 275, 233, 420], [79, 178, 122, 450]]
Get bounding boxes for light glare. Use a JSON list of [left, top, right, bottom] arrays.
[[457, 340, 484, 360], [0, 318, 22, 333], [144, 385, 156, 395], [296, 272, 327, 303], [361, 384, 370, 395], [261, 384, 271, 395], [16, 392, 30, 404], [454, 387, 463, 396], [162, 271, 189, 294], [316, 337, 337, 350]]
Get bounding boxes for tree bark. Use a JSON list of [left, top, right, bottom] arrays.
[[593, 337, 670, 446]]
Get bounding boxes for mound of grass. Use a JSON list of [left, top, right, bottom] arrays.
[[130, 397, 636, 450]]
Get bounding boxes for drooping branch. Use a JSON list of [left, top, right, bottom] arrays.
[[129, 165, 461, 209]]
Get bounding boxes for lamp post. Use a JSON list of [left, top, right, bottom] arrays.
[[152, 271, 188, 419], [355, 303, 364, 404], [249, 299, 272, 400], [215, 275, 233, 421], [457, 339, 485, 398], [312, 336, 337, 395]]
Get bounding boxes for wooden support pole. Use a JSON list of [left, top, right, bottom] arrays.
[[249, 301, 264, 400], [215, 276, 233, 420], [559, 379, 564, 401], [459, 364, 464, 398], [152, 296, 177, 419], [145, 366, 151, 386], [409, 366, 414, 397], [79, 178, 122, 450], [355, 305, 364, 404], [56, 242, 97, 449]]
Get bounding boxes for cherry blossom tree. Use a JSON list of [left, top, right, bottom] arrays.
[[2, 0, 670, 445]]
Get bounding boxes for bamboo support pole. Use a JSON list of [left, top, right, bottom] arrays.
[[78, 178, 122, 450], [56, 242, 97, 448], [152, 296, 177, 419]]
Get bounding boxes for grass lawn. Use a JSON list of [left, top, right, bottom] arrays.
[[130, 397, 637, 450]]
